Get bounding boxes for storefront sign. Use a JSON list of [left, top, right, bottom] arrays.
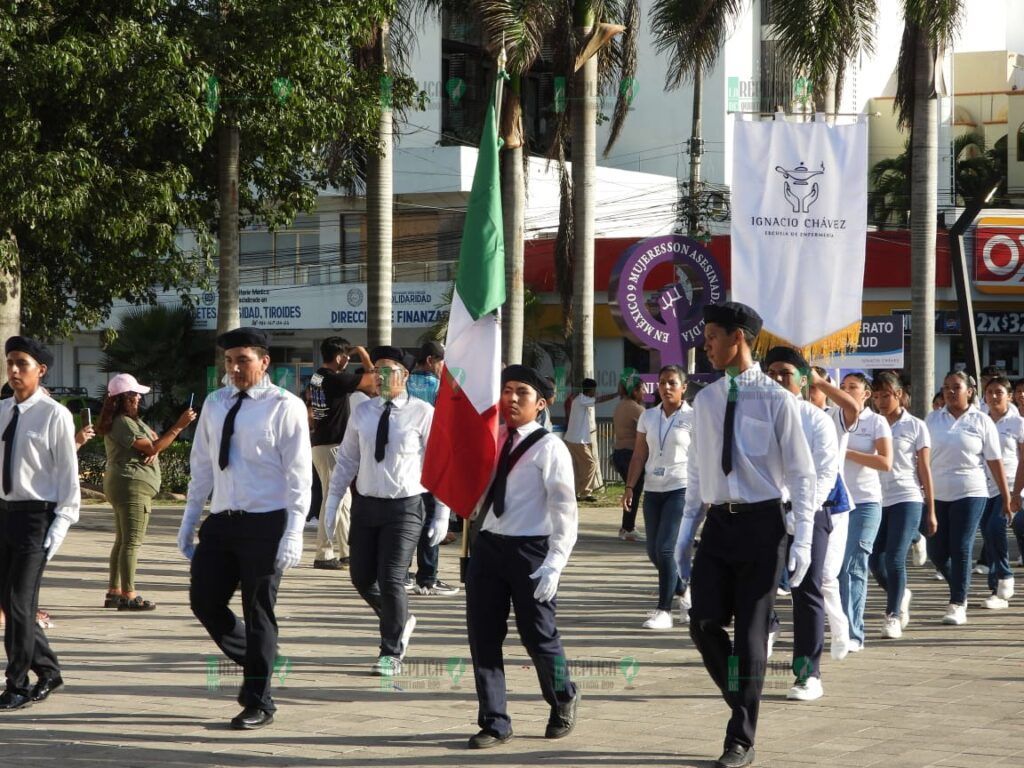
[[974, 216, 1024, 293], [813, 316, 903, 369], [608, 235, 724, 366], [895, 309, 1023, 336]]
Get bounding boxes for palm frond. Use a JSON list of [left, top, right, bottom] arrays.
[[473, 0, 558, 76], [602, 0, 638, 155], [553, 148, 574, 336], [649, 0, 747, 90]]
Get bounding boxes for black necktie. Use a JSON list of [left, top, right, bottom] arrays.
[[491, 432, 516, 518], [721, 377, 738, 476], [3, 405, 19, 494], [375, 401, 394, 462], [218, 391, 248, 470]]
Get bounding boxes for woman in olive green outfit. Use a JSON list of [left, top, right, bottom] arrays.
[[98, 374, 195, 611]]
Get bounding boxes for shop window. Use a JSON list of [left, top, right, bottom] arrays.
[[1017, 121, 1024, 162]]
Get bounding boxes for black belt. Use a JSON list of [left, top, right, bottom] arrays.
[[215, 508, 285, 517], [479, 529, 547, 543], [0, 499, 57, 513], [709, 499, 783, 515]]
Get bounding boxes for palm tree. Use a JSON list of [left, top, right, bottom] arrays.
[[895, 0, 964, 418], [868, 139, 911, 228]]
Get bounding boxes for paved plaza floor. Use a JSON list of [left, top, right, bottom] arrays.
[[2, 504, 1023, 767]]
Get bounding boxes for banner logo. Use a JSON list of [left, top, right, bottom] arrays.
[[774, 162, 825, 213], [974, 217, 1024, 294]]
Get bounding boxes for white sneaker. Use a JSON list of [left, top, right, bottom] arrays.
[[678, 587, 691, 625], [372, 655, 402, 676], [881, 614, 903, 639], [830, 637, 850, 661], [973, 564, 987, 575], [787, 676, 824, 701], [767, 630, 777, 658], [910, 537, 928, 567], [933, 570, 946, 581], [996, 576, 1014, 600], [982, 594, 1009, 610], [1018, 555, 1024, 568], [304, 518, 319, 530], [942, 603, 967, 625], [847, 639, 864, 653], [618, 528, 644, 541], [899, 588, 912, 629], [642, 609, 673, 630], [398, 614, 417, 660], [776, 587, 791, 597]]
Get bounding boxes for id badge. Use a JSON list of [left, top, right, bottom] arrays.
[[653, 467, 666, 477]]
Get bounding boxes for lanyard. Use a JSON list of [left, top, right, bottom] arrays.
[[658, 406, 679, 455]]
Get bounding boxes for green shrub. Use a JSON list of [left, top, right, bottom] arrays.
[[78, 439, 193, 497]]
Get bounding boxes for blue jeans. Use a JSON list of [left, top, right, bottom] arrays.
[[980, 495, 1013, 592], [1013, 510, 1024, 563], [839, 501, 882, 645], [642, 488, 685, 611], [869, 502, 922, 615], [927, 497, 987, 605]]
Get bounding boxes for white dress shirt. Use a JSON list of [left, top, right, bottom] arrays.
[[985, 409, 1024, 497], [565, 394, 595, 444], [682, 363, 815, 530], [184, 380, 312, 524], [481, 421, 578, 572], [843, 410, 892, 505], [926, 405, 1002, 501], [880, 410, 930, 506], [794, 398, 839, 511], [328, 393, 450, 517], [0, 389, 80, 523], [637, 402, 693, 492]]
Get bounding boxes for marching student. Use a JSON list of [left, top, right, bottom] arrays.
[[177, 327, 311, 730], [466, 365, 579, 750], [674, 303, 816, 768], [926, 370, 1010, 625], [0, 337, 80, 711], [763, 347, 838, 703], [868, 372, 936, 639], [325, 347, 449, 676], [564, 378, 616, 501], [622, 366, 693, 629], [837, 372, 892, 652], [978, 376, 1024, 609], [613, 374, 647, 542]]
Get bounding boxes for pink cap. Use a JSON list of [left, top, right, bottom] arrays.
[[107, 373, 151, 397]]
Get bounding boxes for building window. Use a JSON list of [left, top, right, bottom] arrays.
[[240, 216, 320, 285], [1017, 121, 1024, 161]]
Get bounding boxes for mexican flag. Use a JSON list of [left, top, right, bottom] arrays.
[[422, 87, 505, 518]]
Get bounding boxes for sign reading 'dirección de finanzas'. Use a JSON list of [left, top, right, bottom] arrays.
[[609, 235, 725, 365], [114, 282, 451, 330]]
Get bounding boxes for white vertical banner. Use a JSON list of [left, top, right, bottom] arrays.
[[730, 116, 868, 356]]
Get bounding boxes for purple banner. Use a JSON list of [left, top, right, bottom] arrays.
[[609, 235, 725, 367]]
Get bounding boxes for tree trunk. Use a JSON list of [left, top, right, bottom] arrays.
[[0, 236, 20, 385], [571, 7, 597, 385], [686, 65, 703, 376], [216, 121, 241, 336], [501, 78, 525, 366], [367, 29, 393, 348], [909, 33, 937, 419]]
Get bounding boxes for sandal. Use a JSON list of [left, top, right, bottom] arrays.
[[103, 592, 121, 608], [118, 596, 156, 612], [36, 610, 54, 629]]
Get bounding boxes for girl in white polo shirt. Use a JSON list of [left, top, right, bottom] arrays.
[[868, 372, 935, 639], [926, 370, 1011, 625], [978, 376, 1024, 609], [837, 372, 892, 652], [622, 365, 693, 630]]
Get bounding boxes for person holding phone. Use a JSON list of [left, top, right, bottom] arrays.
[[97, 374, 195, 611]]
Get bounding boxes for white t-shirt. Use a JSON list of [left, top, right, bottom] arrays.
[[926, 406, 1003, 501], [565, 394, 596, 444], [826, 406, 854, 461], [985, 409, 1024, 497], [880, 410, 930, 506], [844, 410, 892, 505], [637, 402, 693, 492]]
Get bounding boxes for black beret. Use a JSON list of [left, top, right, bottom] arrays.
[[5, 336, 54, 368], [418, 340, 445, 362], [763, 345, 809, 371], [502, 365, 555, 400], [217, 326, 269, 350], [370, 345, 405, 365], [582, 378, 598, 389], [703, 301, 763, 337]]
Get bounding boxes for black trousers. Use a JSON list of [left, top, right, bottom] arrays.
[[466, 530, 576, 737], [349, 495, 424, 657], [190, 510, 286, 713], [413, 493, 439, 587], [789, 506, 832, 680], [689, 504, 786, 750], [612, 449, 644, 531], [0, 506, 60, 694]]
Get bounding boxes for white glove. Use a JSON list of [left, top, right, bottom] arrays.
[[43, 516, 72, 561], [426, 515, 449, 548], [324, 494, 341, 539], [788, 542, 812, 589], [529, 565, 560, 602], [275, 531, 303, 571], [674, 515, 700, 583], [784, 509, 796, 536], [177, 507, 201, 560]]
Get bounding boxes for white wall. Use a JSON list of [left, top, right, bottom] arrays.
[[398, 14, 443, 150]]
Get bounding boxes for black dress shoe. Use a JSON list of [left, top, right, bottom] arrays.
[[467, 728, 513, 749], [544, 690, 580, 739], [313, 558, 342, 570], [715, 743, 755, 768], [230, 706, 274, 730], [0, 689, 33, 711], [29, 676, 63, 702]]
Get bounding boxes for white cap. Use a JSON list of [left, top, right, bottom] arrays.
[[107, 373, 151, 397]]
